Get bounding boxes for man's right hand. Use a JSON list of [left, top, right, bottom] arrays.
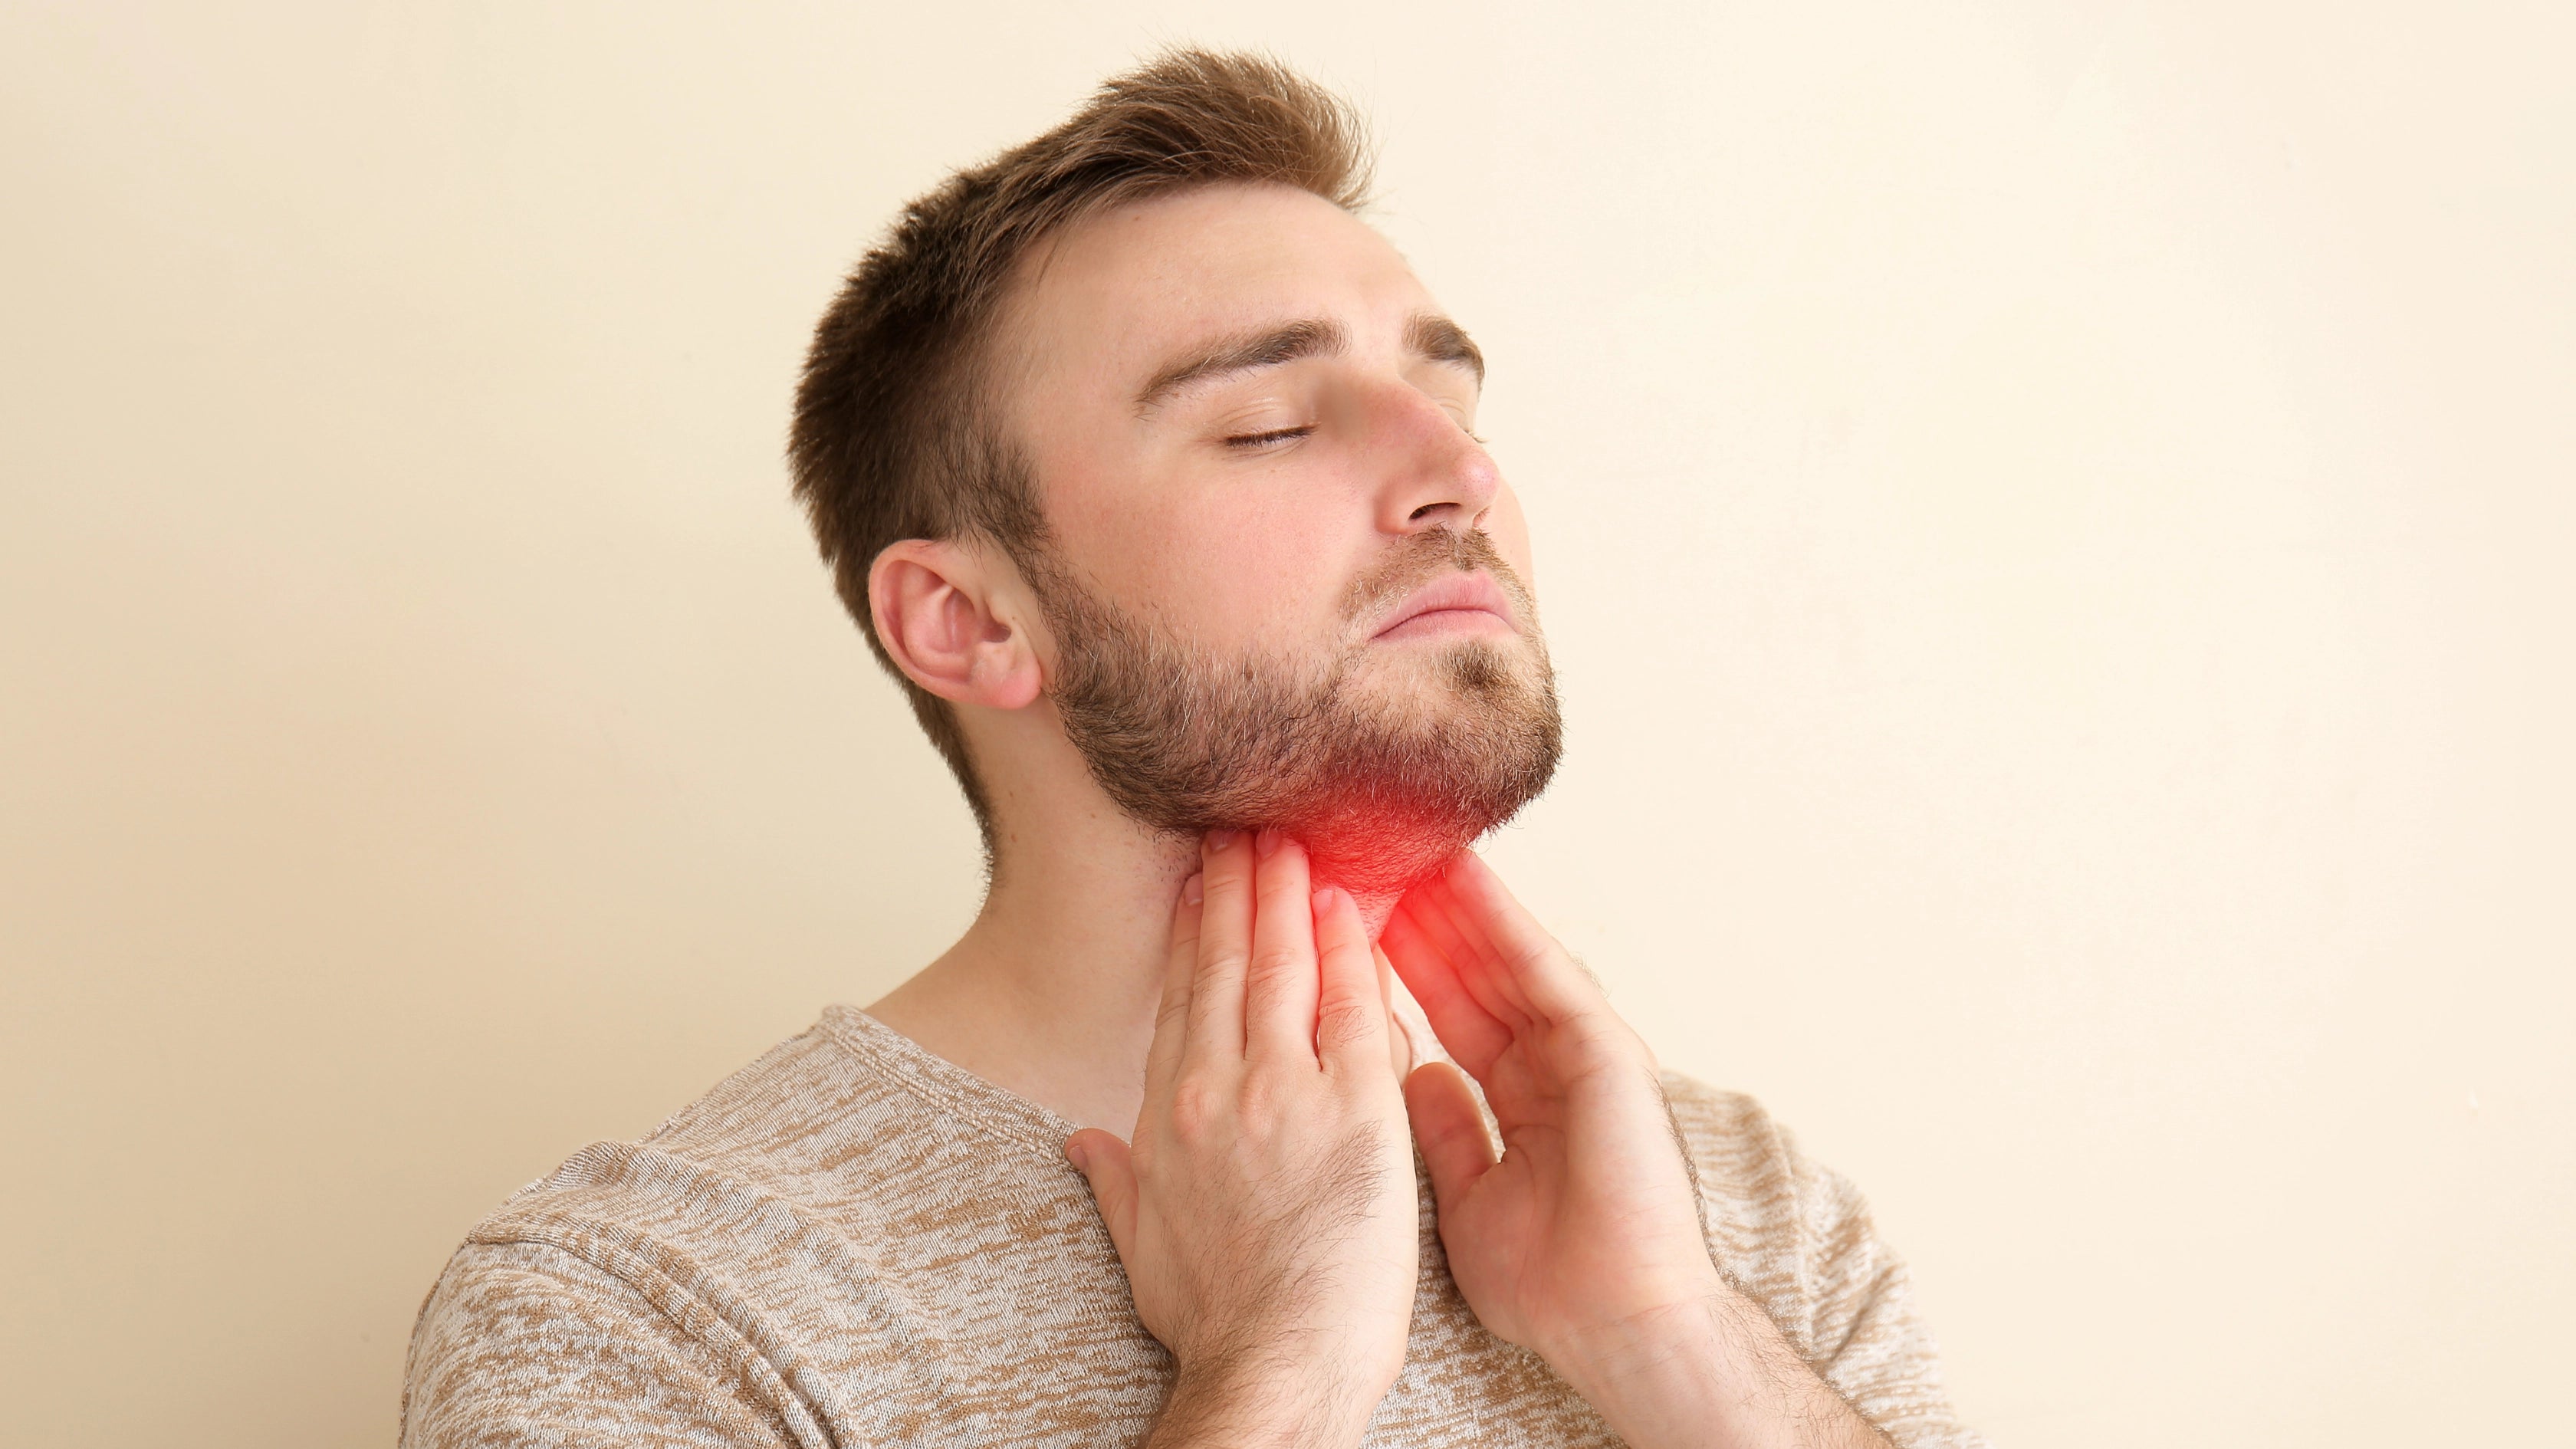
[[1066, 829, 1418, 1449]]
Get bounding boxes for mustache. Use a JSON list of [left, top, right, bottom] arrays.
[[1339, 527, 1535, 629]]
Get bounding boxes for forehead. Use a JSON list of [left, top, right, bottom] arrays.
[[1000, 182, 1435, 404]]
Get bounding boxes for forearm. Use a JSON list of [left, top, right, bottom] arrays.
[[1547, 1290, 1894, 1449]]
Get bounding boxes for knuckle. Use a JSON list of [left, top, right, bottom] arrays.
[[1234, 1075, 1282, 1125], [1245, 944, 1306, 981], [1167, 1079, 1225, 1138], [1314, 995, 1375, 1051]]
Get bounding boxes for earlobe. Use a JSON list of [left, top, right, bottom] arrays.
[[867, 540, 1044, 711]]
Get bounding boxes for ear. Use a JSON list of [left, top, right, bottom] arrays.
[[867, 538, 1045, 711]]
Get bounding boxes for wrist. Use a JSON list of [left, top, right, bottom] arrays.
[[1543, 1292, 1733, 1414], [1529, 1266, 1732, 1389], [1146, 1355, 1388, 1449], [1543, 1290, 1886, 1449]]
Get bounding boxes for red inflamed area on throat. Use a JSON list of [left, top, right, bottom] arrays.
[[1286, 794, 1477, 903]]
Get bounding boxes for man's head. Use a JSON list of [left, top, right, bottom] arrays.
[[791, 50, 1559, 895]]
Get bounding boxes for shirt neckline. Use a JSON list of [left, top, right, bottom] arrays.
[[811, 981, 1451, 1163], [814, 1002, 1086, 1161]]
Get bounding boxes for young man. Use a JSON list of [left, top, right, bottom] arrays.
[[402, 51, 1983, 1449]]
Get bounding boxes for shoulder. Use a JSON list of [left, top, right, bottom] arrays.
[[1654, 1072, 1881, 1344], [403, 1238, 811, 1447], [402, 1013, 925, 1446], [455, 1017, 869, 1260], [1658, 1072, 1795, 1185], [1657, 1073, 1989, 1448], [1658, 1070, 1842, 1237], [475, 1006, 945, 1237], [431, 1008, 967, 1319]]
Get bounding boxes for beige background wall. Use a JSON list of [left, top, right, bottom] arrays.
[[4, 2, 2568, 1444]]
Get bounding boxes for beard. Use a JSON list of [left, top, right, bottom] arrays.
[[1027, 527, 1563, 897]]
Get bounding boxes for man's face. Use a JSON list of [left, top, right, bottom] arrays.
[[994, 182, 1560, 894]]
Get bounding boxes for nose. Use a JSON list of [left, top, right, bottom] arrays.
[[1368, 383, 1500, 536]]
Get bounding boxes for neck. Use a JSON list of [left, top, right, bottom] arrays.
[[864, 726, 1404, 1132]]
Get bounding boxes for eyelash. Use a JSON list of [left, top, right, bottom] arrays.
[[1219, 421, 1487, 449], [1224, 426, 1316, 449]]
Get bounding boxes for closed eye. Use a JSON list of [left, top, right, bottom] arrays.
[[1224, 426, 1315, 449]]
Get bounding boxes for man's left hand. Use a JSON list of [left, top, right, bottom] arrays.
[[1381, 852, 1891, 1449]]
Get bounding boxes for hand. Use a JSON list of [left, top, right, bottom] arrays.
[[1066, 830, 1418, 1449], [1385, 853, 1893, 1448], [1381, 850, 1717, 1360]]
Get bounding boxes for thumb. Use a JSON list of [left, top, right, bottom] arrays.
[[1404, 1061, 1499, 1216], [1063, 1129, 1138, 1260]]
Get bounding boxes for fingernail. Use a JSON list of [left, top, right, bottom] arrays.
[[1063, 1140, 1088, 1171], [1312, 886, 1339, 914], [1255, 827, 1283, 858], [1204, 829, 1235, 853], [1182, 872, 1204, 904]]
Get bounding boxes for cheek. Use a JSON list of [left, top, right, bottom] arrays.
[[1097, 501, 1342, 645], [1028, 457, 1256, 632]]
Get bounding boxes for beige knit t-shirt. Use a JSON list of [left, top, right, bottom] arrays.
[[401, 1005, 1984, 1447]]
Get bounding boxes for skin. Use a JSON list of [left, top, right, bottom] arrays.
[[863, 183, 1889, 1448], [1072, 830, 1418, 1447]]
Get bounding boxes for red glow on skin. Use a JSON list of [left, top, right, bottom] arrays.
[[1270, 621, 1553, 907], [1289, 795, 1483, 906]]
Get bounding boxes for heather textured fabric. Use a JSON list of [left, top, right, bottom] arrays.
[[402, 1005, 1985, 1447]]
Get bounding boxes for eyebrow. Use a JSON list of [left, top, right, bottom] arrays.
[[1404, 312, 1486, 385], [1132, 311, 1487, 416]]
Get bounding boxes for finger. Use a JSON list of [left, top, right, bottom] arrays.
[[1382, 889, 1501, 1028], [1312, 883, 1389, 1072], [1142, 872, 1203, 1103], [1424, 853, 1600, 1026], [1444, 852, 1599, 1015], [1377, 947, 1418, 1076], [1403, 1062, 1500, 1217], [1243, 832, 1322, 1063], [1181, 830, 1253, 1069], [1381, 893, 1514, 1076], [1388, 875, 1535, 1036], [1063, 1130, 1138, 1264]]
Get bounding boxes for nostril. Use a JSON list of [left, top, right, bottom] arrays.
[[1408, 503, 1442, 522]]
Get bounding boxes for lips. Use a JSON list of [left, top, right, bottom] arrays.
[[1371, 571, 1517, 640]]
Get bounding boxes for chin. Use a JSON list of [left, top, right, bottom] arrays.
[[1046, 578, 1562, 890], [1360, 636, 1542, 711], [1283, 696, 1562, 898]]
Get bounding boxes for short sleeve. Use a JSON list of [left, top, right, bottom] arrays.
[[401, 1240, 806, 1449], [1664, 1074, 1989, 1449]]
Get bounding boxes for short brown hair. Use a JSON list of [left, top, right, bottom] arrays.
[[787, 49, 1374, 850]]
